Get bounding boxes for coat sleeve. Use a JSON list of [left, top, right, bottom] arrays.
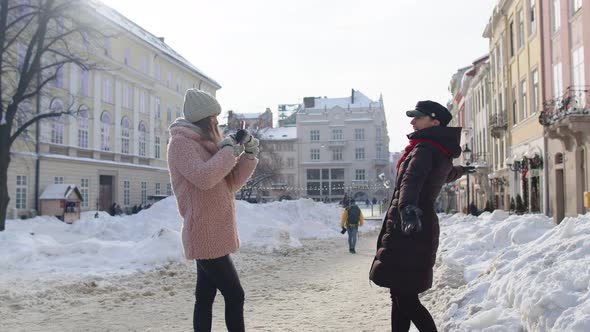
[[340, 209, 348, 228], [167, 137, 237, 190], [446, 166, 465, 183], [397, 144, 433, 210], [226, 155, 258, 193]]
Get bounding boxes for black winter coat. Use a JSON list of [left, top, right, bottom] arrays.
[[374, 126, 464, 294]]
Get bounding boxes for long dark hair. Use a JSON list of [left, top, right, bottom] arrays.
[[192, 116, 222, 143]]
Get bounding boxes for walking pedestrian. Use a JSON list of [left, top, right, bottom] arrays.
[[167, 89, 259, 332], [340, 199, 364, 253]]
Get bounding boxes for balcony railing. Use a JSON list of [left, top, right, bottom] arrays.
[[374, 158, 389, 166], [351, 180, 369, 188], [539, 87, 590, 126], [489, 112, 507, 138]]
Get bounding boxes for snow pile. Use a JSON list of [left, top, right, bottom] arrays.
[[436, 211, 590, 331], [0, 198, 376, 279]]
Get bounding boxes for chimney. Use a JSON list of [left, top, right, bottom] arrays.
[[351, 89, 355, 104], [158, 37, 165, 43], [303, 97, 315, 108]]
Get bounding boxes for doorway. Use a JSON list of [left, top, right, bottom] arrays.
[[555, 169, 565, 223], [99, 175, 114, 212]]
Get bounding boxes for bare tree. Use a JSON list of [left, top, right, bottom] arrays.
[[238, 135, 283, 202], [0, 0, 108, 231]]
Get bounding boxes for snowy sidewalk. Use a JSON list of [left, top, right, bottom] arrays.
[[1, 232, 403, 331]]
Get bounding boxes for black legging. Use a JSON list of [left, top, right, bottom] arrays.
[[194, 255, 245, 332], [391, 292, 437, 332]]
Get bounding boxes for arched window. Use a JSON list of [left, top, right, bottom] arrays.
[[100, 111, 111, 151], [77, 106, 89, 148], [121, 117, 131, 154], [138, 121, 147, 157], [50, 99, 64, 144]]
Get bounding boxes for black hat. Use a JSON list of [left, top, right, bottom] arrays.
[[406, 100, 452, 126]]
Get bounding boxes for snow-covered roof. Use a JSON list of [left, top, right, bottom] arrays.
[[87, 0, 221, 89], [304, 90, 380, 110], [235, 112, 264, 119], [257, 127, 297, 140], [40, 184, 83, 201]]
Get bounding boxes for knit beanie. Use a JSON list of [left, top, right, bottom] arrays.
[[182, 89, 221, 123]]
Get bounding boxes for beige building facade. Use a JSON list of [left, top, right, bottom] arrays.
[[8, 1, 220, 218]]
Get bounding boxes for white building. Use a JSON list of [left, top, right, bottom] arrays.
[[295, 89, 391, 202]]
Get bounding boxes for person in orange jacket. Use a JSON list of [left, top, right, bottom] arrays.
[[340, 199, 364, 253]]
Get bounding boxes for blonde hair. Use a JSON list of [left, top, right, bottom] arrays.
[[193, 116, 222, 143]]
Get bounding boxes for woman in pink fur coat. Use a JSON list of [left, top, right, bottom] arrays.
[[167, 89, 258, 332]]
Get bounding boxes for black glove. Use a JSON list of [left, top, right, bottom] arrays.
[[400, 205, 423, 235], [340, 227, 347, 234], [462, 165, 476, 174]]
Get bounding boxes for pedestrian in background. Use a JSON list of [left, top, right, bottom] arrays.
[[340, 199, 364, 253]]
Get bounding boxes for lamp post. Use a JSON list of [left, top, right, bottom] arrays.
[[463, 144, 472, 214]]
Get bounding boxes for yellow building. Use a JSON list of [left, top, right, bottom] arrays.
[[7, 1, 220, 218], [484, 0, 546, 213]]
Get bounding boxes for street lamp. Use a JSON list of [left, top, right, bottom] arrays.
[[463, 144, 472, 214]]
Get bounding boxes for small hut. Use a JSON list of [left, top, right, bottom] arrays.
[[40, 184, 83, 223]]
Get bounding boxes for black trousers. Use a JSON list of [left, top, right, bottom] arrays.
[[194, 255, 245, 332], [390, 291, 437, 332]]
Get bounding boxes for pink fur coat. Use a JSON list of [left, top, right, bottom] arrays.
[[167, 126, 257, 259]]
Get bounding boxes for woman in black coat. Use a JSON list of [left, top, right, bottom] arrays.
[[370, 101, 471, 332]]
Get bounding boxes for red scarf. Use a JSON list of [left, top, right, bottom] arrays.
[[396, 139, 450, 171]]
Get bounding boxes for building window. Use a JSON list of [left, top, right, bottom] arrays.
[[532, 70, 539, 113], [176, 77, 181, 92], [167, 106, 172, 123], [332, 147, 343, 161], [166, 183, 172, 196], [517, 9, 524, 49], [102, 78, 112, 103], [155, 136, 161, 159], [355, 169, 366, 180], [573, 0, 582, 13], [377, 143, 383, 159], [155, 183, 161, 195], [355, 147, 365, 160], [123, 180, 130, 206], [100, 111, 111, 151], [103, 37, 111, 57], [78, 107, 89, 148], [310, 130, 320, 141], [521, 79, 527, 120], [376, 127, 382, 140], [54, 65, 64, 88], [529, 0, 536, 35], [509, 20, 515, 57], [140, 55, 147, 74], [121, 117, 130, 154], [155, 97, 161, 119], [79, 68, 89, 97], [332, 128, 343, 140], [306, 168, 344, 197], [80, 178, 89, 208], [511, 86, 517, 125], [141, 181, 147, 205], [552, 0, 561, 32], [287, 175, 295, 186], [16, 175, 27, 209], [311, 148, 320, 161], [54, 176, 64, 184], [123, 48, 130, 65], [166, 72, 172, 88], [572, 46, 585, 107], [155, 63, 161, 80], [139, 90, 146, 114], [138, 121, 147, 157], [553, 62, 563, 99], [176, 106, 181, 119], [287, 158, 295, 169], [122, 84, 131, 109], [355, 128, 365, 140], [50, 100, 64, 144]]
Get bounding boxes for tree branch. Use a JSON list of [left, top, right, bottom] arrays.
[[9, 110, 73, 145]]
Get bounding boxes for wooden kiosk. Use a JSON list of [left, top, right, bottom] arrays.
[[40, 184, 83, 223]]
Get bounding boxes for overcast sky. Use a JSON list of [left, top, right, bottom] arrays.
[[100, 0, 497, 151]]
